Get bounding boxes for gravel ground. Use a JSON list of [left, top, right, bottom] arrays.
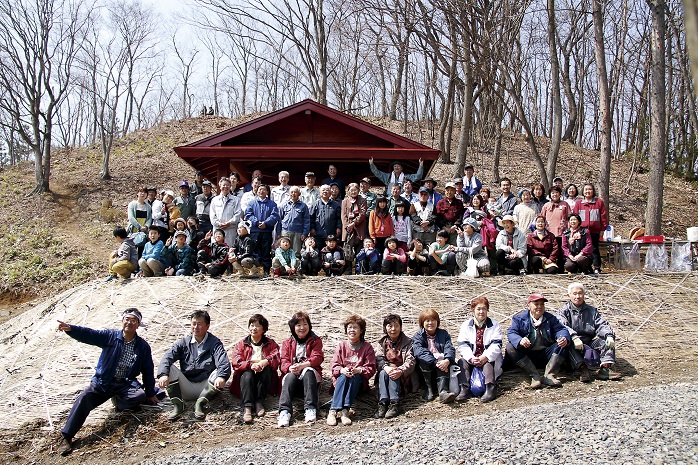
[[149, 382, 698, 465]]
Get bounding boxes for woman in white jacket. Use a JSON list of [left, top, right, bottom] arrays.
[[455, 297, 503, 403]]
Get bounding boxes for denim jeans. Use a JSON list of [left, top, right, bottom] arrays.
[[376, 369, 401, 403], [330, 374, 363, 410]]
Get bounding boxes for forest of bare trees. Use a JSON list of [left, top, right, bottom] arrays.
[[0, 0, 695, 226]]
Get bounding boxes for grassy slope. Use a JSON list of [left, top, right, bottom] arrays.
[[0, 113, 695, 311]]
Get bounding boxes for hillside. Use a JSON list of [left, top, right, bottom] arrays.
[[0, 112, 696, 316]]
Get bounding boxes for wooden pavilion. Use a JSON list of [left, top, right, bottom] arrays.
[[173, 99, 440, 187]]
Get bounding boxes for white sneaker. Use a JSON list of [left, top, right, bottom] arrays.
[[277, 410, 291, 427], [304, 408, 316, 423]]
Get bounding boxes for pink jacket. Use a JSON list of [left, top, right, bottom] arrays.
[[330, 340, 376, 389], [574, 197, 608, 234], [541, 201, 571, 237], [383, 247, 407, 263]]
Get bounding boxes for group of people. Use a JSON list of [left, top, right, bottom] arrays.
[[108, 161, 608, 281], [57, 282, 621, 456]]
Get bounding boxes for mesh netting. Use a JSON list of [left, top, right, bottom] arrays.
[[1, 272, 696, 430]]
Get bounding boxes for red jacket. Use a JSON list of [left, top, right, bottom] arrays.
[[229, 335, 280, 396], [280, 333, 324, 378], [527, 229, 559, 262], [574, 197, 608, 234]]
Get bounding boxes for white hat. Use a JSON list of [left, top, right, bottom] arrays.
[[498, 214, 517, 227]]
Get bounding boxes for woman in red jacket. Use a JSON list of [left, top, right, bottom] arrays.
[[573, 183, 608, 274], [277, 312, 324, 427], [229, 314, 280, 424], [527, 216, 559, 274]]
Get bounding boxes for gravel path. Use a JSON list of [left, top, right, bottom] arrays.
[[151, 382, 698, 465]]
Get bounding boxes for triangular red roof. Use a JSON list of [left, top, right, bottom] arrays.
[[173, 99, 439, 186]]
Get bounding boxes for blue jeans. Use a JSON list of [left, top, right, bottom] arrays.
[[330, 374, 363, 410], [376, 369, 401, 403]]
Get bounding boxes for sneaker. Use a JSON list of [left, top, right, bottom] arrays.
[[243, 407, 253, 424], [340, 409, 352, 425], [277, 410, 291, 427], [105, 274, 117, 282], [594, 268, 601, 275], [326, 409, 338, 426], [384, 402, 401, 419], [304, 408, 316, 423], [375, 402, 387, 419], [519, 269, 526, 275], [597, 366, 622, 380]]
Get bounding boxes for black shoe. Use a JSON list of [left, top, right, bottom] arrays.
[[375, 402, 387, 419], [58, 435, 72, 456]]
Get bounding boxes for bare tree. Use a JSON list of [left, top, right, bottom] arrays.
[[546, 0, 562, 185], [645, 0, 666, 235], [592, 0, 613, 207], [0, 0, 89, 194], [172, 36, 199, 119]]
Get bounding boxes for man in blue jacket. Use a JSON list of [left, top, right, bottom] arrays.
[[309, 185, 342, 251], [57, 308, 158, 456], [157, 310, 230, 421], [506, 293, 570, 389], [244, 183, 280, 275], [278, 186, 310, 254]]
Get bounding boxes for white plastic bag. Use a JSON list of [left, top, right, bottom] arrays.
[[644, 244, 668, 271], [670, 241, 692, 272], [465, 250, 479, 277], [621, 243, 642, 270]]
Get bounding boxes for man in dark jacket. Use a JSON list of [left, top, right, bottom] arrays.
[[506, 293, 570, 389], [310, 185, 342, 251], [157, 310, 231, 421], [57, 308, 158, 456]]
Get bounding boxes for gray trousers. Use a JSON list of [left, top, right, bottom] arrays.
[[168, 365, 218, 401]]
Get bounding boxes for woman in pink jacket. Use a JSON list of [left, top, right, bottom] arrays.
[[327, 315, 376, 426], [573, 183, 608, 274]]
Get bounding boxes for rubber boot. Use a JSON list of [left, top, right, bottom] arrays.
[[194, 383, 218, 420], [421, 369, 436, 401], [437, 375, 456, 403], [455, 383, 471, 402], [578, 364, 592, 383], [166, 384, 184, 421], [516, 358, 543, 389], [542, 354, 563, 387], [480, 384, 496, 403]]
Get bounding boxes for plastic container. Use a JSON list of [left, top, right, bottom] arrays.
[[641, 235, 665, 243], [688, 227, 698, 242], [603, 225, 615, 242]]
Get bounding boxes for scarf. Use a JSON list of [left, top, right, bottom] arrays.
[[389, 171, 405, 186]]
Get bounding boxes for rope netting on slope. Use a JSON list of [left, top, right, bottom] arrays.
[[0, 272, 696, 430]]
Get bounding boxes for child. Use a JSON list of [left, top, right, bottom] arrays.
[[187, 216, 205, 251], [107, 226, 138, 281], [229, 221, 261, 276], [381, 236, 407, 275], [196, 228, 229, 277], [272, 236, 298, 277], [321, 235, 346, 276], [165, 230, 196, 276], [327, 315, 376, 426], [429, 230, 456, 276], [277, 312, 324, 427], [229, 314, 280, 424], [300, 236, 322, 276], [392, 201, 412, 252], [355, 237, 381, 275], [368, 196, 394, 254], [173, 218, 191, 244], [139, 225, 166, 277], [406, 239, 429, 276]]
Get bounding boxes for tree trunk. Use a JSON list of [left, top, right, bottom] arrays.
[[593, 0, 613, 208], [683, 0, 698, 97], [546, 0, 562, 185], [455, 48, 474, 174], [645, 0, 666, 235]]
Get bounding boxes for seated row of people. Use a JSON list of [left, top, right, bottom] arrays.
[[57, 283, 620, 454]]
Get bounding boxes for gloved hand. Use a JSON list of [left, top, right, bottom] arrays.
[[572, 336, 583, 351], [606, 336, 615, 350]]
